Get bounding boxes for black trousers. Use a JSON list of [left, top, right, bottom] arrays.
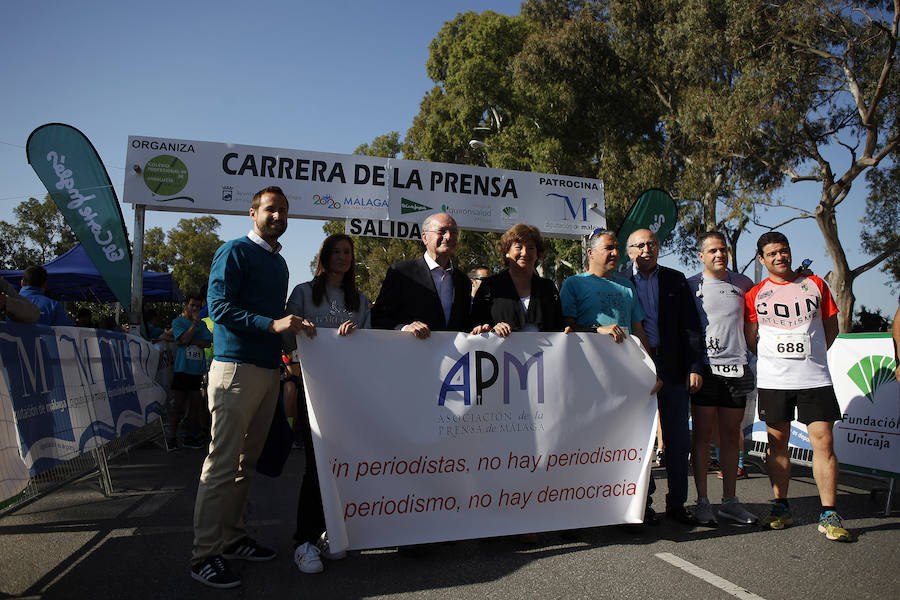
[[292, 384, 326, 545]]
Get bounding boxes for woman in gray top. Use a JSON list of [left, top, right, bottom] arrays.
[[285, 233, 369, 575]]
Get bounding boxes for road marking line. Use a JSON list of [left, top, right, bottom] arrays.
[[655, 552, 768, 600]]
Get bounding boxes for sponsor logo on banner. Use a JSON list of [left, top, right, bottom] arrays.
[[502, 206, 517, 218], [649, 213, 665, 234], [401, 197, 431, 214], [439, 350, 544, 407], [221, 186, 233, 202], [143, 154, 190, 199], [441, 203, 492, 224], [343, 197, 388, 210], [846, 355, 897, 403], [313, 194, 341, 210], [542, 193, 597, 233]]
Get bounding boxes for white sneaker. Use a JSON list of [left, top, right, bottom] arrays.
[[717, 498, 759, 524], [293, 542, 324, 574], [317, 531, 347, 560]]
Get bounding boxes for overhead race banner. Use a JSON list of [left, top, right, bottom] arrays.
[[123, 136, 605, 237], [26, 124, 133, 309], [749, 334, 899, 476], [615, 188, 678, 272], [297, 330, 657, 552], [0, 322, 166, 501]]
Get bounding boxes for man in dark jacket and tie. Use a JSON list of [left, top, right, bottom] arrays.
[[626, 228, 705, 526], [372, 212, 471, 335]]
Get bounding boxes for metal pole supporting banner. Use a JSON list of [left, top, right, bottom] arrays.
[[130, 204, 146, 331]]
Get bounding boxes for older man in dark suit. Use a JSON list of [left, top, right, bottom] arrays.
[[626, 228, 705, 526], [372, 212, 471, 335]]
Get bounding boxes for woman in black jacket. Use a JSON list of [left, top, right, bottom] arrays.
[[471, 223, 564, 335]]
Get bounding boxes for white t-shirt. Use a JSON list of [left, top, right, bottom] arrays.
[[745, 275, 838, 390], [687, 271, 754, 366]]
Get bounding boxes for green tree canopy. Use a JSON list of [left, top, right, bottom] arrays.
[[143, 216, 223, 296], [862, 154, 900, 288], [0, 195, 78, 269]]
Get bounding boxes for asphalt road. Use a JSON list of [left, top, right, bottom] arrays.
[[1, 443, 897, 600]]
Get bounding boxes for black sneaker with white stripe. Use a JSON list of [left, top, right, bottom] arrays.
[[190, 555, 240, 589], [222, 537, 276, 561]]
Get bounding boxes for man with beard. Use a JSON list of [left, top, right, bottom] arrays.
[[190, 186, 310, 588]]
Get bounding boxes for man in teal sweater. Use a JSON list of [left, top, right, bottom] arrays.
[[190, 186, 309, 589]]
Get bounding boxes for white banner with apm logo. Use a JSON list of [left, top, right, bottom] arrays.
[[297, 330, 657, 552], [0, 323, 166, 502], [123, 136, 605, 237]]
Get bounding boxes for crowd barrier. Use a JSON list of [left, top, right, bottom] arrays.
[[0, 322, 167, 512]]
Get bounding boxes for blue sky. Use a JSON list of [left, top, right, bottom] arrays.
[[1, 1, 895, 318]]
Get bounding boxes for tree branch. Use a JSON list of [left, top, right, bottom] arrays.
[[851, 237, 900, 279], [752, 213, 815, 230]]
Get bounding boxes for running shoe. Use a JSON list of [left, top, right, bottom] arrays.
[[717, 467, 748, 480], [190, 555, 240, 589], [317, 531, 347, 560], [182, 436, 205, 450], [717, 498, 758, 524], [762, 502, 793, 530], [294, 542, 324, 573], [818, 510, 852, 542], [223, 537, 276, 561], [693, 499, 718, 527]]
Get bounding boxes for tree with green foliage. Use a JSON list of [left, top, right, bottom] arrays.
[[861, 152, 899, 291], [143, 216, 223, 295], [353, 132, 404, 159], [404, 9, 584, 284], [0, 195, 78, 269], [852, 305, 891, 332], [519, 0, 899, 329], [602, 0, 803, 268], [754, 0, 899, 331]]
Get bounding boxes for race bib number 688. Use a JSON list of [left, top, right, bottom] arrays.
[[765, 333, 811, 359]]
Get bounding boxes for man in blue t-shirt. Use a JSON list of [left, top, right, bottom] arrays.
[[167, 293, 212, 450], [19, 266, 74, 326], [560, 230, 652, 349]]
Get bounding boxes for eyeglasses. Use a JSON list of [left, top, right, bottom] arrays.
[[628, 241, 658, 250], [424, 228, 459, 237]]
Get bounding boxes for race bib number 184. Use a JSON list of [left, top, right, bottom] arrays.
[[710, 364, 744, 378]]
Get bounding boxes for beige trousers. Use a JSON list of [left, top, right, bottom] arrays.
[[191, 360, 280, 563]]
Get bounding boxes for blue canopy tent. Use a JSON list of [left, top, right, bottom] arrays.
[[0, 244, 181, 302]]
